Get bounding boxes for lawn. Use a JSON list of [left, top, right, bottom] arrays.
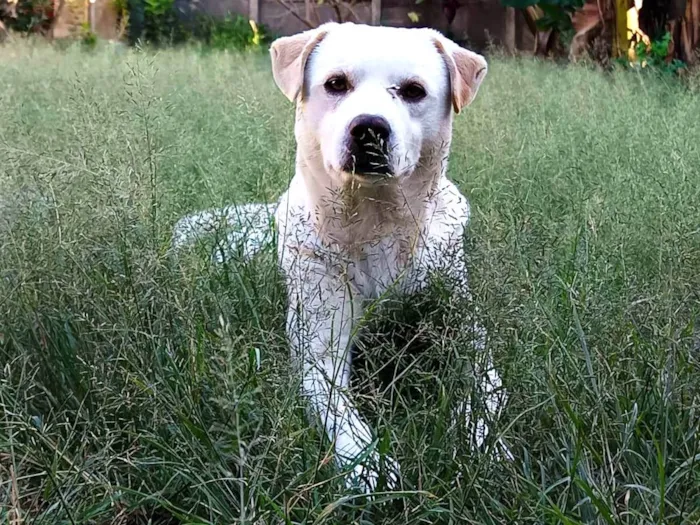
[[1, 40, 700, 524]]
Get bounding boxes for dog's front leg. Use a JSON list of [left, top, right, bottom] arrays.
[[452, 328, 513, 462], [285, 262, 399, 492], [444, 244, 513, 462]]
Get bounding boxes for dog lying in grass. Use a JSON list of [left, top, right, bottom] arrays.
[[172, 22, 512, 493]]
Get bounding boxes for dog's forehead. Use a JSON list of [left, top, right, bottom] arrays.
[[308, 25, 445, 85]]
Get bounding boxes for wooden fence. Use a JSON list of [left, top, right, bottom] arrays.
[[45, 0, 533, 53], [175, 0, 535, 51]]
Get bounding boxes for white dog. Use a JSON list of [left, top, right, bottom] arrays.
[[172, 22, 511, 493]]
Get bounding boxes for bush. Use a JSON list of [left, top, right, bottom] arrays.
[[633, 32, 686, 75], [122, 0, 268, 51], [5, 0, 54, 35], [80, 21, 97, 49], [196, 14, 268, 51], [142, 0, 188, 44]]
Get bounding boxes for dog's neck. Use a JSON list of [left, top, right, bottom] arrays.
[[296, 144, 450, 249]]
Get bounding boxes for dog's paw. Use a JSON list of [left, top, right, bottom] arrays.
[[473, 416, 514, 462], [453, 362, 514, 462], [494, 438, 514, 462], [452, 398, 514, 463], [343, 451, 401, 494]]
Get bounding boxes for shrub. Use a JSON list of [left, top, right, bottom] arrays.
[[633, 31, 686, 75], [112, 0, 129, 39], [142, 0, 188, 44], [122, 0, 268, 50], [80, 21, 97, 49], [197, 14, 268, 51], [6, 0, 54, 35]]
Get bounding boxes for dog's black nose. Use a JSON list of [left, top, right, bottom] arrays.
[[344, 114, 392, 177], [349, 115, 391, 143]]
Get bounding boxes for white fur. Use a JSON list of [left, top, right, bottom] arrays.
[[306, 25, 447, 179], [171, 203, 276, 263], [173, 23, 511, 494]]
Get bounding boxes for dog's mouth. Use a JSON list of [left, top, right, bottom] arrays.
[[342, 135, 393, 178]]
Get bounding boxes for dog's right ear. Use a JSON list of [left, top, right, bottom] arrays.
[[432, 34, 487, 114], [270, 24, 334, 103]]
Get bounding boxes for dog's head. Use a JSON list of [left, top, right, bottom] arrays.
[[270, 22, 487, 184]]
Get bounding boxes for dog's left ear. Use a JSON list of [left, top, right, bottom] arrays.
[[270, 24, 335, 102], [433, 35, 488, 114]]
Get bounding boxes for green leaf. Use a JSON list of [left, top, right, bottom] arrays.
[[500, 0, 583, 9], [499, 0, 539, 8]]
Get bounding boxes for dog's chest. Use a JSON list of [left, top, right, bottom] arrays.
[[276, 175, 470, 300], [345, 235, 421, 298]]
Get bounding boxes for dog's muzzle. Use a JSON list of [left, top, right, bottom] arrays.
[[342, 114, 392, 177]]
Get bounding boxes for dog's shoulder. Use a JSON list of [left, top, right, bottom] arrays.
[[425, 176, 470, 243], [274, 176, 322, 266], [414, 177, 471, 277], [434, 176, 470, 227]]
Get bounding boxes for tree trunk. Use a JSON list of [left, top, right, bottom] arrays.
[[665, 0, 700, 64], [249, 0, 259, 23], [371, 0, 381, 25], [47, 0, 65, 38], [523, 5, 558, 56], [570, 0, 610, 60], [679, 0, 699, 63], [666, 0, 688, 61], [613, 0, 630, 57], [505, 6, 516, 52]]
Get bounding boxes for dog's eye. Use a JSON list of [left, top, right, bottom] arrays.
[[325, 76, 350, 94], [399, 82, 426, 102]]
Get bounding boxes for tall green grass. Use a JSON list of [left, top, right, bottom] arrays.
[[1, 40, 699, 524]]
